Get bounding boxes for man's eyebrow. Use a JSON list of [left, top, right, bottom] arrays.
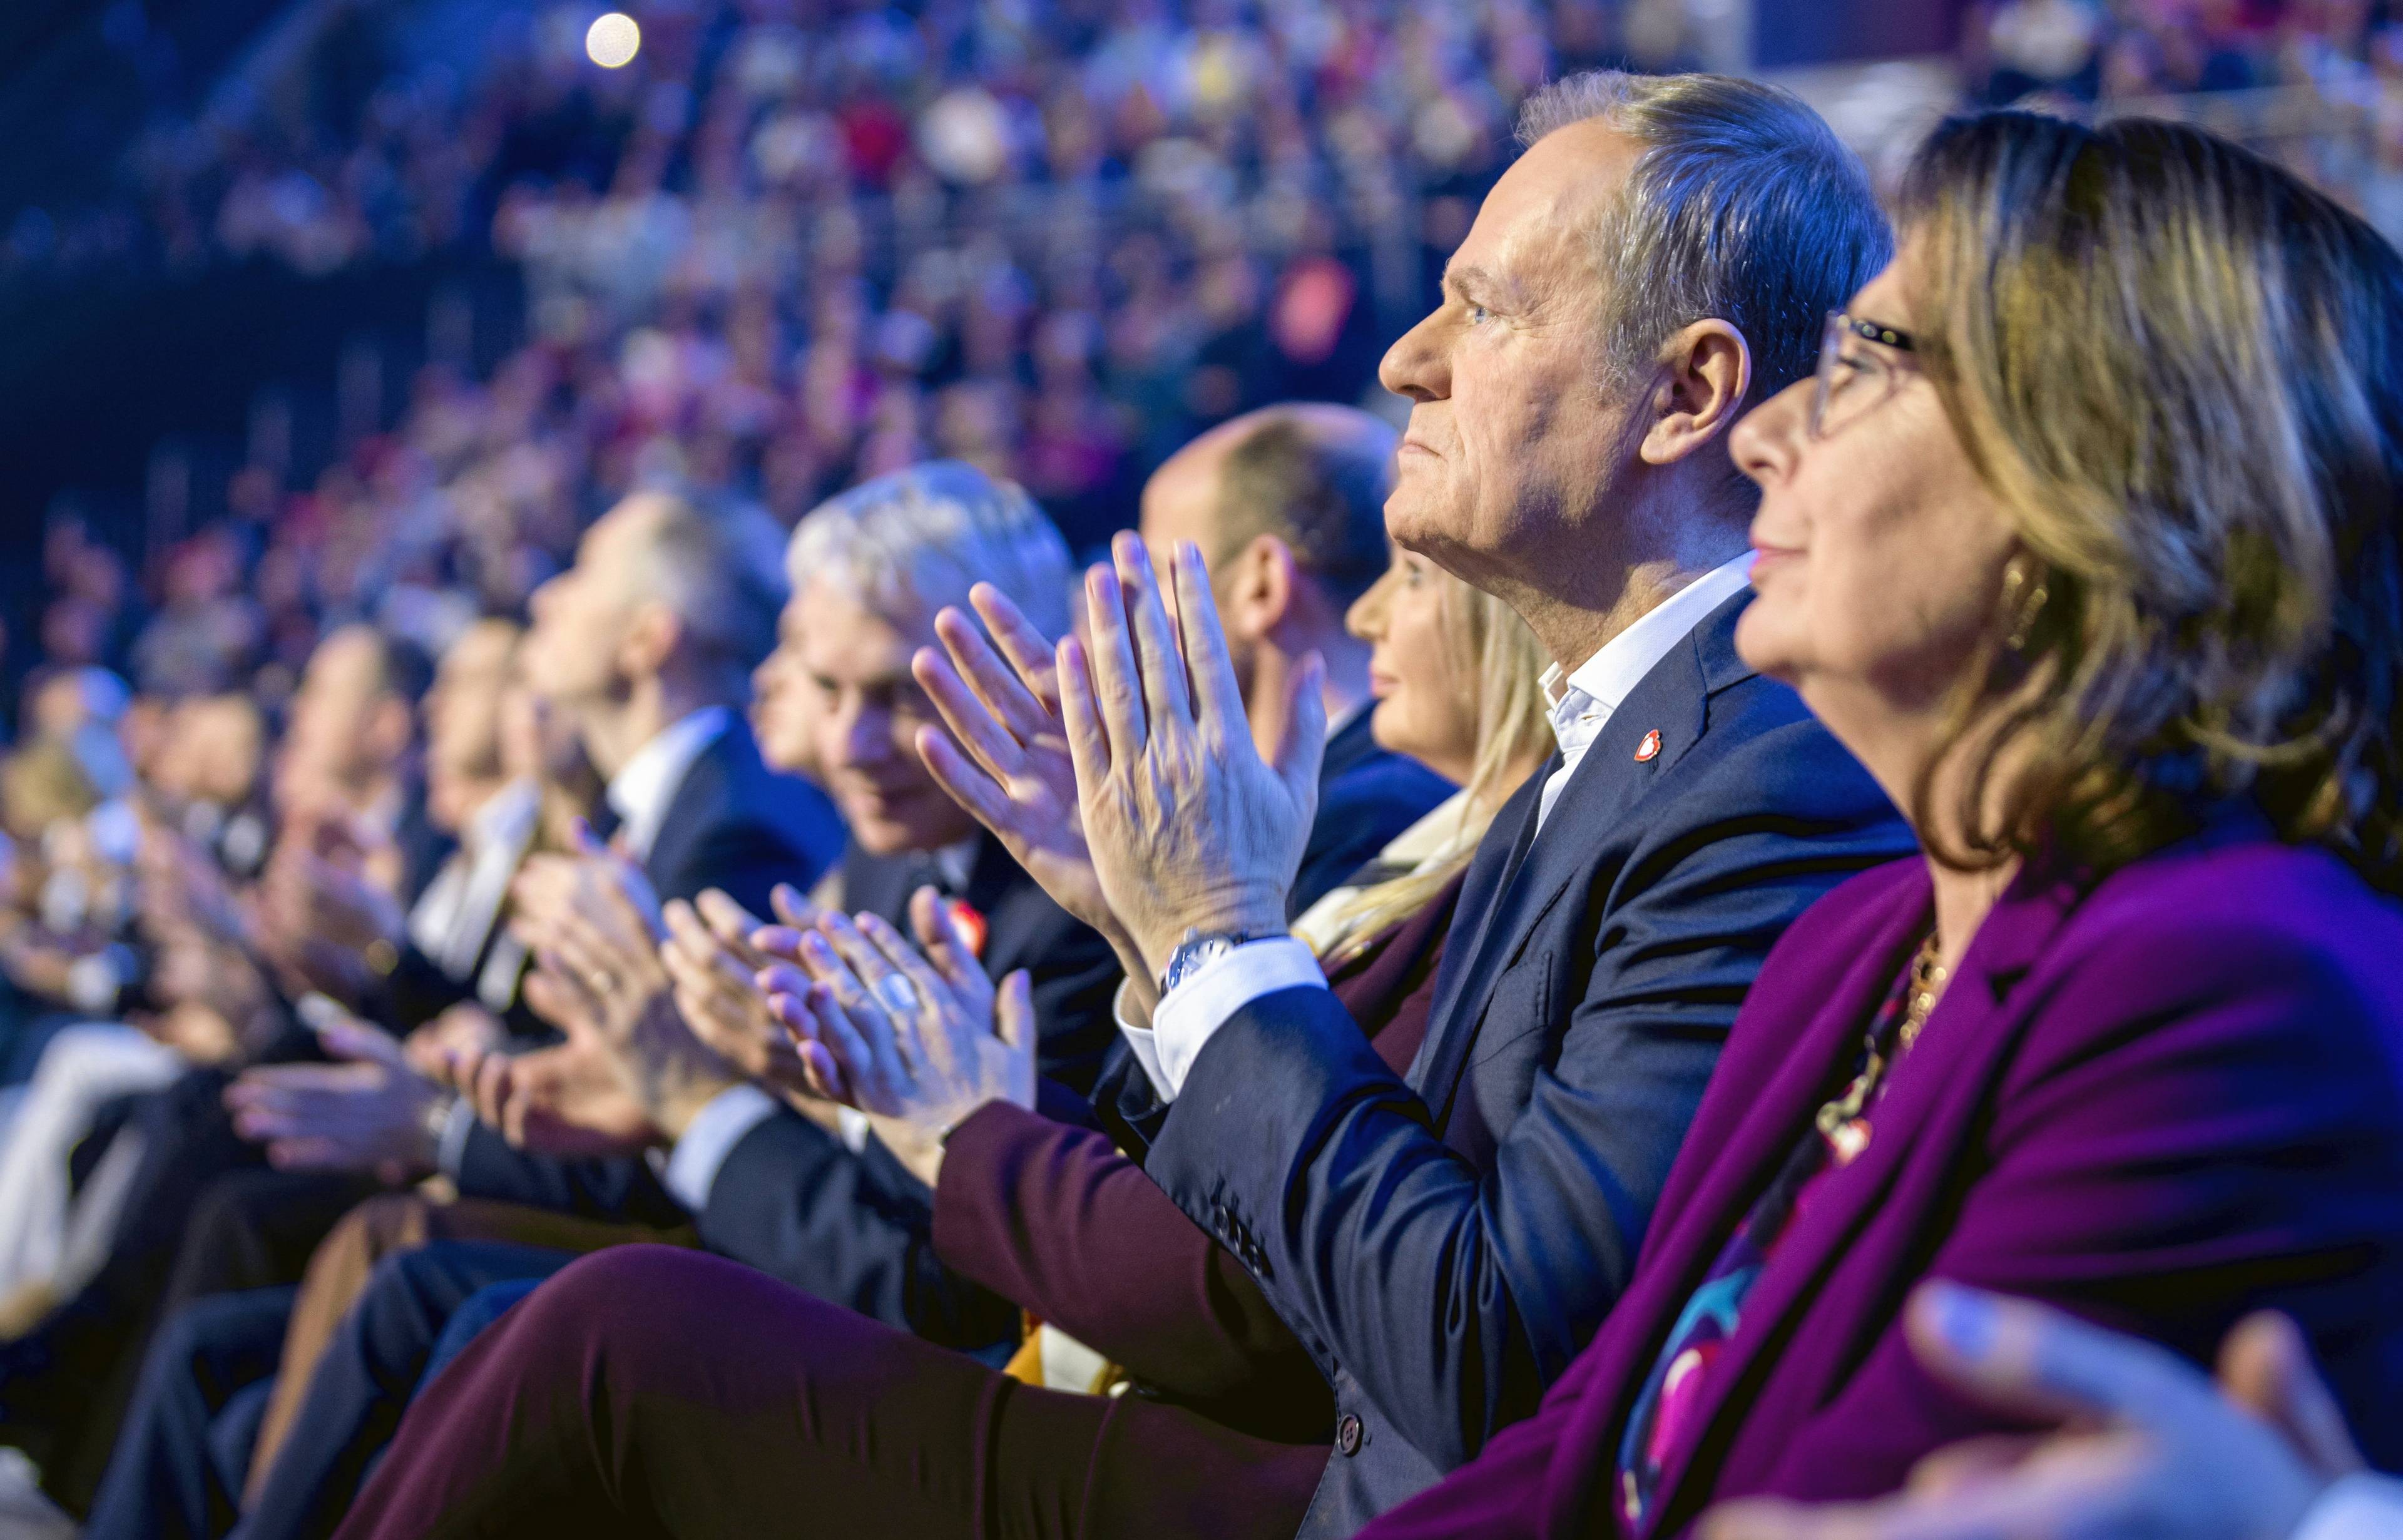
[[1442, 263, 1507, 303]]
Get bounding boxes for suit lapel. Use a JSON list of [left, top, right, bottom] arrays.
[[1411, 618, 1718, 1127], [1648, 867, 2090, 1531]]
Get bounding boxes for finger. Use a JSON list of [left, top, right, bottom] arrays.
[[472, 1054, 514, 1130], [916, 641, 1026, 783], [1081, 561, 1148, 760], [1057, 635, 1110, 787], [749, 924, 810, 964], [1903, 1281, 2207, 1427], [1272, 650, 1330, 804], [916, 723, 1020, 837], [908, 886, 992, 1012], [1173, 539, 1254, 743], [1115, 532, 1193, 735], [969, 583, 1064, 711], [695, 890, 765, 957], [1900, 1434, 2048, 1497], [1698, 1498, 1880, 1540], [267, 1138, 349, 1171], [770, 884, 815, 929], [805, 982, 882, 1105], [996, 969, 1033, 1054], [857, 905, 959, 1031], [934, 603, 1052, 738], [317, 1018, 407, 1071], [2217, 1312, 2367, 1476]]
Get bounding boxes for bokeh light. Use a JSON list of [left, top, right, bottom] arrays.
[[585, 12, 640, 69]]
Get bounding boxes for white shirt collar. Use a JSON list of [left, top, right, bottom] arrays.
[[1536, 552, 1756, 766], [606, 706, 733, 861]]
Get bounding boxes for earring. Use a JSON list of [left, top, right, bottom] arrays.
[[2001, 561, 2049, 654]]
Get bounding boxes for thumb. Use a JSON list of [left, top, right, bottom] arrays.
[[996, 970, 1033, 1053], [2218, 1312, 2367, 1478], [1273, 652, 1329, 802]]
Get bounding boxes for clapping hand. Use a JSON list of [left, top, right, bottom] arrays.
[[1698, 1283, 2369, 1540], [1059, 534, 1320, 979], [224, 1007, 442, 1184], [767, 887, 1034, 1187], [660, 885, 822, 1108]]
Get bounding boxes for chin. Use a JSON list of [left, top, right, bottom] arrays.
[[1731, 601, 1805, 685]]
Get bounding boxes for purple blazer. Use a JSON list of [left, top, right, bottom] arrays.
[[930, 875, 1462, 1439], [1362, 819, 2403, 1540]]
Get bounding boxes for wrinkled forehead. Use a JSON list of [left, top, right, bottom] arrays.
[[1451, 120, 1644, 299]]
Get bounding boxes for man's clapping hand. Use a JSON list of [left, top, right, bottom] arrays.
[[1059, 534, 1320, 977], [223, 1009, 442, 1184], [768, 887, 1034, 1187]]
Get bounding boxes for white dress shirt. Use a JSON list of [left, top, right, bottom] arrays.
[[605, 706, 733, 862], [1130, 553, 1757, 1103], [407, 777, 540, 980]]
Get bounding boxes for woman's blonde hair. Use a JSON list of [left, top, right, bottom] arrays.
[[1897, 111, 2403, 891], [1309, 571, 1553, 963]]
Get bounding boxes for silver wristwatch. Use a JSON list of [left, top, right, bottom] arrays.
[[1158, 927, 1283, 997]]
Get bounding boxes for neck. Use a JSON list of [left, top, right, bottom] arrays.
[[345, 766, 405, 824], [1245, 630, 1370, 760], [1515, 554, 1733, 676], [1809, 678, 2021, 974], [580, 673, 728, 780]]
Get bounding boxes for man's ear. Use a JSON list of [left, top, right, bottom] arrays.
[[1638, 319, 1752, 468], [617, 601, 685, 683], [1220, 534, 1296, 641]]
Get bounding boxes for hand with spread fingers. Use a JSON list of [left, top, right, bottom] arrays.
[[1698, 1283, 2372, 1540], [1058, 533, 1321, 980], [770, 888, 1034, 1187], [223, 1010, 444, 1184], [432, 1025, 660, 1158], [910, 588, 1106, 923], [660, 886, 820, 1106]]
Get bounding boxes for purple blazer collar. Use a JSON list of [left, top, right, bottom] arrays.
[[1606, 850, 2101, 1536]]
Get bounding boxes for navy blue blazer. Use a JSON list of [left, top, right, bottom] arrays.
[[452, 720, 845, 1223], [1142, 591, 1914, 1535], [1096, 710, 1454, 1160], [695, 829, 1122, 1345]]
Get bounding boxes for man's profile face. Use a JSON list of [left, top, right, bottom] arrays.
[[284, 628, 394, 795], [1377, 121, 1645, 589], [796, 577, 976, 857], [520, 503, 648, 710]]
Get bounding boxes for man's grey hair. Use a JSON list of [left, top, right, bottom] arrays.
[[1517, 71, 1892, 405], [789, 461, 1074, 641], [620, 489, 792, 675]]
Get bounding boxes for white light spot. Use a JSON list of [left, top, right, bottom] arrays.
[[586, 12, 640, 68]]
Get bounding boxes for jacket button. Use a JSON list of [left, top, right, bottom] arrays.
[[1335, 1414, 1364, 1456]]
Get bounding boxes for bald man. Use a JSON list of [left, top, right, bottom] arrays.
[[1136, 404, 1454, 917]]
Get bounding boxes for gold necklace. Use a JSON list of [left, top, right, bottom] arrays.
[[1815, 933, 1947, 1166]]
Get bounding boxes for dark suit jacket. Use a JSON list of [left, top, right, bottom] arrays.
[[452, 720, 844, 1223], [931, 875, 1464, 1442], [1143, 591, 1914, 1534], [1358, 821, 2403, 1540], [690, 829, 1125, 1345]]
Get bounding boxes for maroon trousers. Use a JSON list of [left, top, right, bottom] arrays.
[[332, 1245, 1327, 1540]]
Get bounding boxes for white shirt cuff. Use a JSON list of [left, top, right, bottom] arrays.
[[1150, 936, 1325, 1100], [1114, 976, 1173, 1099], [434, 1097, 479, 1180], [2293, 1474, 2403, 1540], [835, 1106, 872, 1155], [661, 1084, 781, 1212]]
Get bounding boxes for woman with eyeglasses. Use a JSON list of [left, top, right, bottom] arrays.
[[1350, 108, 2403, 1540]]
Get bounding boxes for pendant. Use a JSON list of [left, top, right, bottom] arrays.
[[1829, 1118, 1872, 1166]]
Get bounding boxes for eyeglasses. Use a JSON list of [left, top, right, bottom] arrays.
[[1809, 311, 1919, 441]]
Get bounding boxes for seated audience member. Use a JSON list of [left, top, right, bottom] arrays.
[[1329, 110, 2403, 1539], [1699, 1284, 2395, 1540], [331, 69, 1912, 1540], [0, 624, 439, 1509], [70, 491, 846, 1536], [151, 466, 1123, 1540], [325, 526, 1558, 1539]]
